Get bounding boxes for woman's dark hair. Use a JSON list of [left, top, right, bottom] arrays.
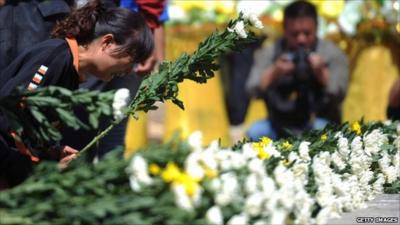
[[283, 0, 318, 27], [51, 0, 153, 64]]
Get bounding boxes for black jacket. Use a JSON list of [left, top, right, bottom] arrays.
[[0, 38, 79, 187]]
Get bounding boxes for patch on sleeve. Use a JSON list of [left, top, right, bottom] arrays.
[[37, 65, 48, 75], [27, 82, 38, 91], [27, 65, 48, 91], [32, 73, 43, 84]]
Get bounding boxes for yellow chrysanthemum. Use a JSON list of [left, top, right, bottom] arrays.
[[260, 137, 272, 146], [252, 142, 263, 150], [149, 163, 161, 176], [280, 141, 293, 150], [258, 148, 270, 160], [320, 133, 328, 142], [175, 173, 200, 197], [351, 121, 362, 135], [161, 162, 181, 183]]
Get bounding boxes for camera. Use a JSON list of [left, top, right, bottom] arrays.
[[287, 47, 312, 81]]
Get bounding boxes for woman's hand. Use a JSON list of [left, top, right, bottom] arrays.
[[58, 146, 78, 169]]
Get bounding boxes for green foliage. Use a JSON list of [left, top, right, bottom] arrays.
[[0, 86, 114, 148], [0, 143, 204, 225], [128, 17, 256, 115]]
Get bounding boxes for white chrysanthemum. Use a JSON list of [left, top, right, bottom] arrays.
[[291, 162, 309, 180], [126, 155, 153, 191], [215, 192, 232, 206], [172, 184, 193, 211], [288, 151, 299, 163], [220, 158, 234, 171], [188, 131, 203, 151], [332, 175, 350, 196], [265, 144, 281, 158], [337, 136, 350, 158], [299, 141, 311, 161], [230, 152, 246, 169], [206, 206, 223, 225], [228, 21, 247, 38], [209, 178, 222, 192], [112, 88, 130, 120], [383, 166, 399, 183], [221, 172, 240, 194], [331, 152, 346, 170], [260, 176, 276, 198], [363, 129, 388, 156], [201, 143, 219, 170], [316, 185, 335, 207], [215, 149, 231, 162], [350, 136, 363, 154], [319, 151, 331, 165], [248, 158, 266, 176], [315, 207, 335, 225], [274, 164, 295, 187], [241, 9, 264, 29], [359, 171, 374, 185], [253, 220, 268, 225], [278, 186, 295, 210], [227, 213, 248, 225], [379, 151, 391, 169], [185, 153, 205, 180], [245, 173, 259, 194], [393, 150, 400, 169], [269, 209, 287, 225], [244, 192, 265, 216], [242, 143, 258, 159], [372, 174, 385, 194]]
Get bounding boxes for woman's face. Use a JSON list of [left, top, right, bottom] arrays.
[[89, 35, 134, 82]]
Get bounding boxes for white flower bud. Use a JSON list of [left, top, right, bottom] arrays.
[[112, 88, 130, 120]]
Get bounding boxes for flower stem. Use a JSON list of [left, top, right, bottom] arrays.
[[79, 118, 123, 155]]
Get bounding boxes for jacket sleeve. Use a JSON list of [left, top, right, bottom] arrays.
[[0, 42, 72, 96], [0, 132, 33, 187], [245, 45, 276, 98]]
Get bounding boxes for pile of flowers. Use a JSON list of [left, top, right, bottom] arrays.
[[0, 121, 399, 224], [128, 121, 400, 225]]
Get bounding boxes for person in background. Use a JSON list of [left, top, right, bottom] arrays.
[[245, 0, 348, 140], [0, 0, 153, 189], [0, 0, 74, 74], [61, 0, 167, 160], [387, 78, 400, 121]]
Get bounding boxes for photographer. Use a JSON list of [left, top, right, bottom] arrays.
[[245, 0, 348, 140]]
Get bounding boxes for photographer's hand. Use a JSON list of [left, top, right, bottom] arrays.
[[260, 54, 294, 90], [309, 53, 329, 86]]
